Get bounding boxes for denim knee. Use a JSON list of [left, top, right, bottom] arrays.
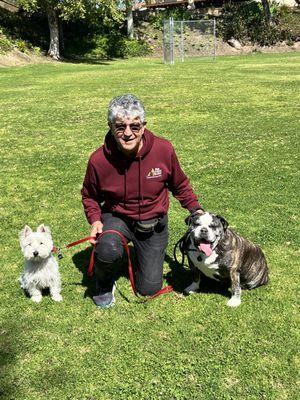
[[95, 234, 124, 264]]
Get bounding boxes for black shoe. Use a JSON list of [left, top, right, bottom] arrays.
[[93, 280, 116, 309]]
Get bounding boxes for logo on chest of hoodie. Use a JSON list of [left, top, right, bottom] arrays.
[[147, 168, 162, 179]]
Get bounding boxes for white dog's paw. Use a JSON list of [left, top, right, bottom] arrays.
[[184, 281, 200, 295], [31, 294, 42, 303], [51, 293, 63, 302], [227, 296, 241, 308]]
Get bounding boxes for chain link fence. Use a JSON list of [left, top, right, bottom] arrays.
[[163, 18, 220, 64]]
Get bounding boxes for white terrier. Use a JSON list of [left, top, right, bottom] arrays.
[[19, 224, 63, 303]]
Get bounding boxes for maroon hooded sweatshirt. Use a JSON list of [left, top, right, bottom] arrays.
[[81, 129, 201, 225]]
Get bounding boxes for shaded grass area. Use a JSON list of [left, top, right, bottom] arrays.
[[0, 53, 299, 399]]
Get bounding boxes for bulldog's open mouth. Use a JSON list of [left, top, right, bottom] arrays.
[[195, 239, 213, 257]]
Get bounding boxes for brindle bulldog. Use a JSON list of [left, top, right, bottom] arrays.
[[183, 212, 269, 307]]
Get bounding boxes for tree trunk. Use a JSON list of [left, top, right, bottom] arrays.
[[127, 6, 134, 39], [59, 19, 64, 54], [261, 0, 272, 25], [47, 8, 60, 60]]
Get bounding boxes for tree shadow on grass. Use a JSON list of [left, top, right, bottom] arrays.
[[62, 55, 112, 65]]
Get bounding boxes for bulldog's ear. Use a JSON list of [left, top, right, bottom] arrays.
[[185, 212, 200, 226], [216, 215, 229, 231], [185, 215, 192, 226]]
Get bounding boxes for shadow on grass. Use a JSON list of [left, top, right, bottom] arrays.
[[71, 247, 133, 300], [62, 55, 113, 65], [0, 323, 18, 399], [72, 247, 230, 300], [165, 254, 230, 299]]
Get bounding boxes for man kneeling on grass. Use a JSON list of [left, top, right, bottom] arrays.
[[81, 94, 204, 308]]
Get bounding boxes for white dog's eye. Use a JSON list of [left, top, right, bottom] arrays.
[[40, 242, 43, 245]]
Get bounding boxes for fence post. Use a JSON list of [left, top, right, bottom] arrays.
[[170, 17, 174, 65], [180, 21, 184, 62], [213, 18, 216, 61]]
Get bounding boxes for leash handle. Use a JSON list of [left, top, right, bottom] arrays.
[[65, 236, 95, 248]]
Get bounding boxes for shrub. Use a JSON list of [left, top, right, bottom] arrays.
[[65, 33, 151, 59], [218, 1, 300, 46], [117, 38, 151, 58], [0, 31, 13, 53], [275, 6, 300, 43], [148, 7, 198, 29], [15, 39, 30, 53]]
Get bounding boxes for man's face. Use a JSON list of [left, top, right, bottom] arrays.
[[110, 116, 145, 156]]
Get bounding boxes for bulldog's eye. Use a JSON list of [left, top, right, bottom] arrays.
[[209, 224, 217, 229]]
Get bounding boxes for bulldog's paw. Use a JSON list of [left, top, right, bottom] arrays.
[[184, 281, 200, 295], [227, 296, 241, 307]]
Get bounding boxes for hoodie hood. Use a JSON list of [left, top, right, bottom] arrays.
[[103, 128, 154, 162]]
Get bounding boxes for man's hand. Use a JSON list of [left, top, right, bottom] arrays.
[[90, 221, 103, 244], [194, 208, 205, 216]]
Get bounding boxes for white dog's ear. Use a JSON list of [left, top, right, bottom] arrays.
[[19, 225, 32, 244], [22, 225, 32, 237], [37, 224, 51, 235]]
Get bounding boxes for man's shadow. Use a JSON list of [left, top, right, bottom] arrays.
[[72, 247, 230, 299]]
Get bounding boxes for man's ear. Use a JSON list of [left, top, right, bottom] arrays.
[[216, 215, 229, 231]]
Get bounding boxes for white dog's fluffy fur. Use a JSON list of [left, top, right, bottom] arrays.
[[19, 224, 62, 303]]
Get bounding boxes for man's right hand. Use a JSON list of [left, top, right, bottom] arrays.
[[90, 221, 103, 244]]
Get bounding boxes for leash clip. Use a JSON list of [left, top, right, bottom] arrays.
[[57, 247, 63, 259]]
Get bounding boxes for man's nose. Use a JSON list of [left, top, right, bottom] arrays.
[[124, 124, 132, 134]]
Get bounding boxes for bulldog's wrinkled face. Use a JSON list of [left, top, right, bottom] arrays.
[[188, 212, 228, 257]]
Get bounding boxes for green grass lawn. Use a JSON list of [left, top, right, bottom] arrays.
[[0, 53, 299, 400]]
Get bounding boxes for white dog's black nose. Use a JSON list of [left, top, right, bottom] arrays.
[[33, 251, 39, 257]]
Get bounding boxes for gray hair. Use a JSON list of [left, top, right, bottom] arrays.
[[108, 94, 146, 124]]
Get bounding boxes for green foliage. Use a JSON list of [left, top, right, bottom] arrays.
[[148, 7, 199, 29], [219, 1, 300, 45], [0, 23, 43, 55], [0, 29, 13, 53], [65, 33, 151, 59], [15, 39, 29, 53], [274, 5, 300, 44], [117, 38, 151, 57], [18, 0, 123, 23]]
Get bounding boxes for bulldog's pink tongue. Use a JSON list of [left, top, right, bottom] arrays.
[[199, 243, 212, 257]]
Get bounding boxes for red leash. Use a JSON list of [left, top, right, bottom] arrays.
[[56, 230, 173, 299]]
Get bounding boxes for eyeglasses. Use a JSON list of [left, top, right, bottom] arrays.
[[113, 123, 144, 135]]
